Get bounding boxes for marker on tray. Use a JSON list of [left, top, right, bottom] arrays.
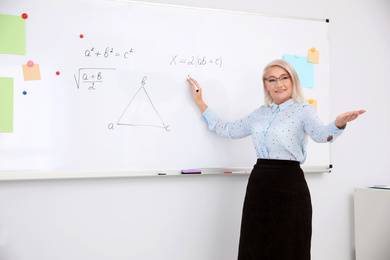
[[187, 75, 199, 92], [181, 169, 201, 174]]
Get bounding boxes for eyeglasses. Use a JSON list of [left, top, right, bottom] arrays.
[[265, 74, 291, 86]]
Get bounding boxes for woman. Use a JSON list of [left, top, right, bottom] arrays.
[[187, 59, 365, 260]]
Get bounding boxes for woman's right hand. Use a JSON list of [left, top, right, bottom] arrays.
[[187, 77, 208, 112]]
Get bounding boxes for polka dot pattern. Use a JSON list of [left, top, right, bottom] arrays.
[[202, 99, 344, 164]]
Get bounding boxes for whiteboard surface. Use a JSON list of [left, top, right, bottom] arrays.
[[0, 0, 331, 177]]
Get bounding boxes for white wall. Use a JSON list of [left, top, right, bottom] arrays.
[[0, 0, 389, 259]]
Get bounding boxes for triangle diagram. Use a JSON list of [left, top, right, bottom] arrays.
[[117, 86, 167, 129]]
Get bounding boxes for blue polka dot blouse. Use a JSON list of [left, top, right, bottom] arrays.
[[202, 98, 344, 164]]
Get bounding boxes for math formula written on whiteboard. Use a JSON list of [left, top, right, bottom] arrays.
[[169, 55, 223, 68], [73, 44, 171, 132], [74, 46, 134, 90], [71, 37, 224, 133]]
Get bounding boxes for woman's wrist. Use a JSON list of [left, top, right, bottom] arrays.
[[197, 101, 208, 113], [334, 120, 346, 129]]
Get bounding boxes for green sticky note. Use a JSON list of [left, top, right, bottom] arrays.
[[0, 77, 14, 133], [0, 14, 26, 55]]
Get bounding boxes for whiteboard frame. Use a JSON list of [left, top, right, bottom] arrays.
[[0, 166, 331, 181], [111, 0, 327, 22], [0, 0, 332, 181]]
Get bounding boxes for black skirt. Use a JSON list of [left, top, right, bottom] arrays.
[[238, 159, 312, 260]]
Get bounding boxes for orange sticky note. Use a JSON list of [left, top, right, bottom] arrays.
[[306, 99, 318, 111], [308, 49, 319, 64], [22, 63, 41, 81]]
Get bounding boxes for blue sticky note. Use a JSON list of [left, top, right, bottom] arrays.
[[283, 54, 314, 88]]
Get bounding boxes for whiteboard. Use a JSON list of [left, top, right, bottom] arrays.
[[0, 0, 331, 179]]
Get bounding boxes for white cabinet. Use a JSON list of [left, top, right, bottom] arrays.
[[354, 188, 390, 260]]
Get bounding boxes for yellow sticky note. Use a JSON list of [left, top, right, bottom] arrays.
[[306, 99, 317, 111], [22, 64, 41, 81], [308, 49, 319, 64], [0, 77, 14, 133]]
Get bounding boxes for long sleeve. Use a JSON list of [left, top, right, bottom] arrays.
[[202, 108, 253, 139], [300, 104, 345, 143]]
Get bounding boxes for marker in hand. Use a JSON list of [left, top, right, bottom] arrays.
[[187, 75, 199, 92]]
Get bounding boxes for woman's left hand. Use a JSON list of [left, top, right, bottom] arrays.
[[335, 110, 366, 129]]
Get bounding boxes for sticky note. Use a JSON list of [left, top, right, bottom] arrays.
[[283, 54, 314, 88], [0, 77, 14, 133], [308, 49, 320, 64], [306, 99, 318, 111], [22, 64, 41, 81], [0, 14, 26, 55]]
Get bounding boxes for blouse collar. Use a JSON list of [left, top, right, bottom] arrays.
[[271, 98, 294, 112]]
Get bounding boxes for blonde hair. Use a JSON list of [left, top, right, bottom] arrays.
[[262, 59, 305, 107]]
